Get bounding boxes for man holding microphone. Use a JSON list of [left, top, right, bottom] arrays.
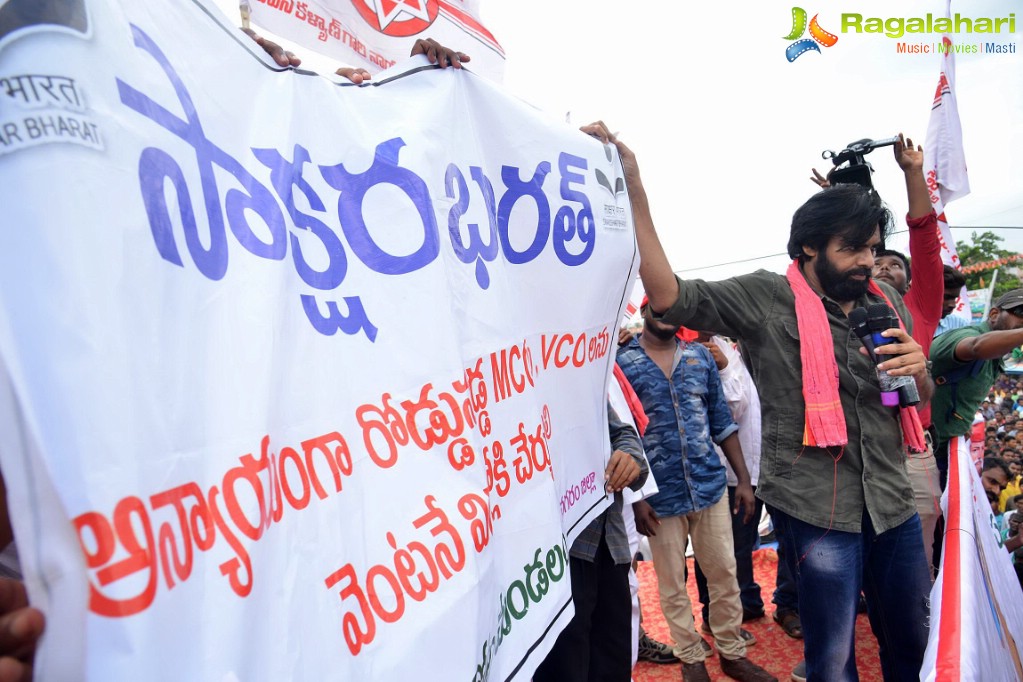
[[582, 121, 933, 681]]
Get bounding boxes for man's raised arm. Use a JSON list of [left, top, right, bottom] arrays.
[[579, 122, 678, 313]]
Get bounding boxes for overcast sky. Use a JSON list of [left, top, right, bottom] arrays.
[[218, 0, 1022, 280]]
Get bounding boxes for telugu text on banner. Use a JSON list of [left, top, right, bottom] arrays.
[[0, 1, 636, 679]]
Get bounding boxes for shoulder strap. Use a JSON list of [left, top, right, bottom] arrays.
[[934, 359, 985, 424], [933, 359, 984, 385]]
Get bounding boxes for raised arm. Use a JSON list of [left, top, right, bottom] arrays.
[[954, 328, 1023, 363], [895, 134, 931, 219], [578, 122, 679, 313], [896, 133, 944, 336]]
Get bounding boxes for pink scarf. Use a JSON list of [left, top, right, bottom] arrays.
[[786, 261, 926, 453], [613, 363, 649, 436]]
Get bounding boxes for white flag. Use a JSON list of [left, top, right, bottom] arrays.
[[244, 0, 505, 82], [923, 0, 970, 320]]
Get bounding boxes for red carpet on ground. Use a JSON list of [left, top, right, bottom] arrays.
[[633, 549, 884, 682]]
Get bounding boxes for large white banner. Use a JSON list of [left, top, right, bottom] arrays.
[[244, 0, 506, 82], [922, 437, 1023, 681], [0, 1, 638, 679]]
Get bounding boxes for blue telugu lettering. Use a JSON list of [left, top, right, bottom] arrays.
[[116, 25, 598, 341], [445, 164, 499, 289], [552, 153, 595, 266], [253, 144, 348, 291], [497, 162, 552, 265], [117, 25, 286, 281], [318, 137, 439, 276]]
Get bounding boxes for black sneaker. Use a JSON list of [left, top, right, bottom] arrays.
[[739, 628, 757, 647], [637, 632, 680, 664], [790, 660, 807, 682]]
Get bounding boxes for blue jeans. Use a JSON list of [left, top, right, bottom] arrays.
[[771, 508, 930, 682], [767, 504, 799, 614]]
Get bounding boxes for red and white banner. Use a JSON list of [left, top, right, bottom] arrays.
[[0, 0, 637, 679], [923, 0, 971, 321], [243, 0, 505, 82], [921, 437, 1023, 681]]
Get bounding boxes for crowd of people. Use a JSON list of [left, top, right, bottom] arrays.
[[977, 376, 1023, 586], [2, 27, 1022, 682]]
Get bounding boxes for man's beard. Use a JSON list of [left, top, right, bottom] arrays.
[[644, 322, 679, 341], [815, 254, 872, 302]]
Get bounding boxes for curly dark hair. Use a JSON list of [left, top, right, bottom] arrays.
[[788, 184, 893, 262]]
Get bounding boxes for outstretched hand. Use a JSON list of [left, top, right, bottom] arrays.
[[242, 27, 301, 67], [411, 38, 470, 69], [894, 133, 924, 174], [336, 66, 372, 84], [810, 167, 831, 189], [341, 39, 468, 83], [580, 121, 641, 187]]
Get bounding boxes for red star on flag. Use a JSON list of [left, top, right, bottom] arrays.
[[374, 0, 431, 30]]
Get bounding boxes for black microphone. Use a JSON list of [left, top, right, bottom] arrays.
[[848, 307, 876, 362], [850, 306, 898, 406], [865, 304, 920, 407]]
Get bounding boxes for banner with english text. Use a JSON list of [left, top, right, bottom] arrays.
[[0, 1, 637, 679]]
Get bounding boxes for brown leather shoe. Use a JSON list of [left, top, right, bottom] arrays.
[[682, 661, 712, 682], [720, 656, 778, 682]]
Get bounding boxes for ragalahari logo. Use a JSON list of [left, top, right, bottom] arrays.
[[351, 0, 440, 37], [783, 7, 838, 62]]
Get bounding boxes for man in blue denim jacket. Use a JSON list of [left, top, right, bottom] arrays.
[[618, 306, 773, 682]]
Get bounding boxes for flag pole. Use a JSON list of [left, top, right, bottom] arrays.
[[983, 268, 999, 318]]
